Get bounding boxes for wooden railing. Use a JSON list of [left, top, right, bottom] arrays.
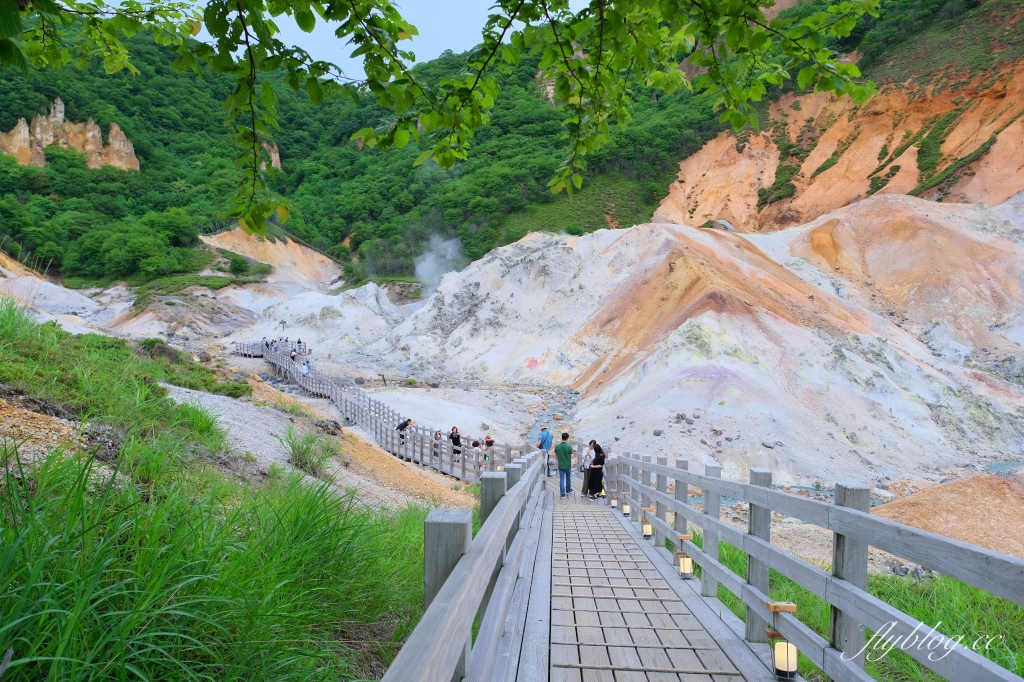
[[383, 455, 549, 682], [233, 341, 534, 482], [606, 454, 1024, 682]]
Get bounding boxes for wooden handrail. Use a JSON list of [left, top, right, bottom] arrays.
[[382, 458, 544, 682], [232, 342, 533, 482], [610, 456, 1024, 682]]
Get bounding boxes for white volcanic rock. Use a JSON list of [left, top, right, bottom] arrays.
[[362, 197, 1024, 485]]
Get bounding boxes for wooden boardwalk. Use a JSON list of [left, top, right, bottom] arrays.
[[245, 344, 1024, 682], [545, 475, 773, 682]]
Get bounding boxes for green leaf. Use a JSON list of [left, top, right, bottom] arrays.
[[551, 180, 566, 194], [0, 38, 26, 72], [0, 2, 22, 40], [413, 150, 433, 166], [306, 77, 324, 105], [797, 66, 817, 91], [294, 9, 316, 33], [572, 173, 582, 190]]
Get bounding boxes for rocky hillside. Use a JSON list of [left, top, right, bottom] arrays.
[[0, 97, 138, 170], [655, 0, 1024, 232], [352, 194, 1024, 487]]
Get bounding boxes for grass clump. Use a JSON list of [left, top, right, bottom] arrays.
[[273, 394, 314, 418], [275, 424, 336, 476], [0, 300, 430, 680]]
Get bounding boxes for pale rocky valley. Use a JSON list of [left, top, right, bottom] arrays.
[[4, 15, 1024, 567]]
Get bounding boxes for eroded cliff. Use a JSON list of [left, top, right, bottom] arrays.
[[0, 97, 139, 171]]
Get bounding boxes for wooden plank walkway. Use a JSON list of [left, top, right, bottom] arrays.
[[545, 474, 770, 682]]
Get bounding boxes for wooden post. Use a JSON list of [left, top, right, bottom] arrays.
[[674, 459, 689, 538], [641, 455, 652, 512], [630, 454, 640, 522], [504, 462, 523, 551], [701, 463, 722, 598], [656, 456, 668, 548], [746, 468, 772, 643], [479, 472, 507, 622], [831, 482, 871, 666], [423, 508, 473, 681]]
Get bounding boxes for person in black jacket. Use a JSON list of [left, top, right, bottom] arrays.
[[588, 441, 606, 499], [448, 426, 462, 461]]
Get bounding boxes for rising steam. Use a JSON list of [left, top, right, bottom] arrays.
[[415, 236, 467, 295]]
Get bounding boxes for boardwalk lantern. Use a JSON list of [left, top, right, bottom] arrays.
[[676, 534, 694, 578], [641, 507, 654, 538], [621, 500, 630, 516], [610, 495, 617, 509], [766, 600, 799, 680]]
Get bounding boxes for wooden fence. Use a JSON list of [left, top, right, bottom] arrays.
[[383, 455, 549, 682], [606, 453, 1024, 682], [234, 341, 534, 483]]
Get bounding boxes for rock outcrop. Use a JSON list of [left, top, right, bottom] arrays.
[[655, 62, 1024, 232], [0, 98, 139, 170]]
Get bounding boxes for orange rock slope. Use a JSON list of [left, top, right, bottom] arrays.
[[655, 65, 1024, 232], [200, 227, 341, 289]]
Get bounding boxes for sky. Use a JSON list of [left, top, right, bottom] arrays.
[[274, 0, 505, 79], [268, 0, 588, 78]]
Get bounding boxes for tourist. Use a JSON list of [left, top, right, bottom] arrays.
[[296, 337, 304, 354], [300, 361, 310, 375], [448, 426, 462, 461], [396, 418, 414, 444], [433, 429, 442, 458], [483, 433, 495, 460], [581, 444, 592, 497], [536, 424, 553, 473], [290, 349, 297, 362], [588, 442, 606, 499], [554, 432, 574, 498]]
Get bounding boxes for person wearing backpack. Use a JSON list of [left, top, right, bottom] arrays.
[[536, 424, 554, 476], [554, 432, 574, 498]]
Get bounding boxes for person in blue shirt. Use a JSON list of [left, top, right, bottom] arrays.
[[536, 424, 554, 477]]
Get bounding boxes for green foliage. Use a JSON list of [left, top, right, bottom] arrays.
[[869, 165, 902, 195], [0, 300, 428, 679], [5, 0, 879, 233], [916, 106, 967, 179], [0, 298, 244, 428], [0, 38, 242, 281], [757, 165, 800, 209], [215, 247, 270, 277]]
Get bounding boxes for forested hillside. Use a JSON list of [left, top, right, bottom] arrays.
[[0, 0, 1004, 285]]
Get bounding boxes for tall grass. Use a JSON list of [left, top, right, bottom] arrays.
[[682, 532, 1024, 681], [1, 449, 426, 681], [275, 424, 336, 476], [0, 301, 430, 680]]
